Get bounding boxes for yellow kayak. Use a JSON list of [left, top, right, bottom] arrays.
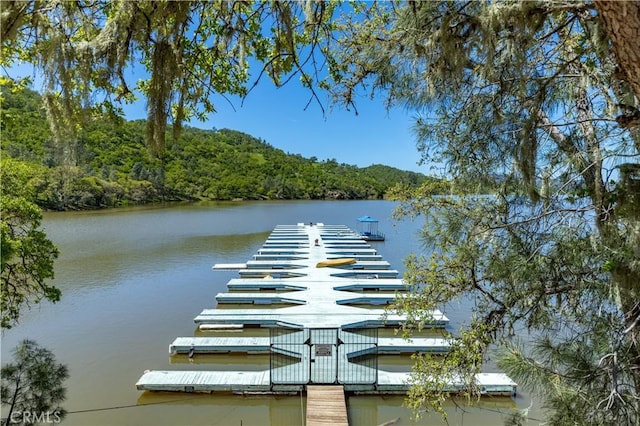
[[316, 258, 357, 268]]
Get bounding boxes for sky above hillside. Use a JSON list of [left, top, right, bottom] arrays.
[[124, 76, 430, 173], [10, 63, 434, 174]]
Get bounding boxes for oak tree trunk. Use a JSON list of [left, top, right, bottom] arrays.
[[595, 1, 640, 129]]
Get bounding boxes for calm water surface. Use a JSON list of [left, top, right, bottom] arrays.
[[1, 200, 540, 425]]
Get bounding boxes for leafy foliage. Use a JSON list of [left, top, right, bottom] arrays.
[[327, 1, 640, 424], [1, 0, 340, 155], [0, 158, 59, 329], [1, 85, 433, 209], [1, 340, 68, 425]]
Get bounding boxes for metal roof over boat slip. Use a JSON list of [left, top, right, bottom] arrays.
[[136, 223, 516, 395]]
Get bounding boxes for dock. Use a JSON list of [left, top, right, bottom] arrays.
[[168, 336, 451, 355], [137, 222, 517, 413], [306, 386, 348, 426], [135, 369, 516, 395]]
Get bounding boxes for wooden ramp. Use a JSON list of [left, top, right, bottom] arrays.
[[306, 385, 349, 426]]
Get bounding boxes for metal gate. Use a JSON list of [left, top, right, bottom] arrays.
[[338, 328, 378, 386], [270, 328, 309, 385], [270, 327, 378, 387]]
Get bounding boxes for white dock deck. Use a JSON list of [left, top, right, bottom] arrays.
[[194, 310, 448, 329], [136, 370, 516, 395], [237, 269, 307, 278], [169, 336, 452, 355], [215, 292, 307, 305], [226, 280, 307, 292], [137, 223, 516, 398], [211, 263, 247, 270]]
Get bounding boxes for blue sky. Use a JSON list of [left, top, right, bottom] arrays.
[[127, 78, 428, 173], [9, 63, 431, 174]]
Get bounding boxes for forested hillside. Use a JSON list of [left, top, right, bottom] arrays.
[[1, 86, 441, 210]]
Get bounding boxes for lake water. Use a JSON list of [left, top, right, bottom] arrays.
[[1, 200, 539, 425]]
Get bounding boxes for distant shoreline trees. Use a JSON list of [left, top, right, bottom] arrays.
[[1, 85, 440, 211]]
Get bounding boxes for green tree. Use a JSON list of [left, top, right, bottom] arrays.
[[327, 1, 639, 424], [1, 84, 429, 205], [1, 158, 60, 329], [1, 340, 68, 426], [2, 3, 436, 207], [1, 0, 338, 158]]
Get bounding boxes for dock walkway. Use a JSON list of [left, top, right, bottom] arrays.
[[136, 222, 516, 401], [169, 336, 451, 355], [306, 386, 348, 426]]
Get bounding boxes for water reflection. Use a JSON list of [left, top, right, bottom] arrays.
[[349, 395, 517, 426], [169, 353, 270, 368], [193, 327, 270, 338], [132, 392, 306, 426]]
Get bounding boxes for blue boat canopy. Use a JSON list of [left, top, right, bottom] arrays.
[[357, 216, 378, 223], [356, 216, 385, 241]]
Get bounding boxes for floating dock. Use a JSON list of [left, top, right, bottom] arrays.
[[137, 223, 516, 398]]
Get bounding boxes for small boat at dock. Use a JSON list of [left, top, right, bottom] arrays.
[[316, 258, 356, 268], [357, 216, 385, 241]]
